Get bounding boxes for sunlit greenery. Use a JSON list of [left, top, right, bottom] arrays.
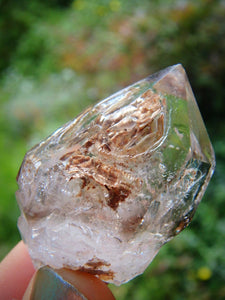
[[0, 0, 224, 299]]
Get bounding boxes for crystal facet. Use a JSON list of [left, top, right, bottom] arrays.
[[16, 64, 215, 285]]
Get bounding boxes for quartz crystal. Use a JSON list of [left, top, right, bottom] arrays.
[[16, 64, 215, 285]]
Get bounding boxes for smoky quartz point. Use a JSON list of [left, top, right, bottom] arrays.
[[16, 64, 215, 285]]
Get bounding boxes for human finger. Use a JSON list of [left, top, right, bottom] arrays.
[[0, 241, 35, 300]]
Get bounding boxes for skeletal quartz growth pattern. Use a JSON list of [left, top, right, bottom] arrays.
[[16, 64, 215, 285]]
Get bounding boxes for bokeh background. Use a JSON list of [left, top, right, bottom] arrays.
[[0, 0, 224, 299]]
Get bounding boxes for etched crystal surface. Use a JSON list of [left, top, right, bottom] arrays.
[[16, 64, 215, 285]]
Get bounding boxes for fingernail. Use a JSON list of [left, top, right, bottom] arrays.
[[29, 266, 87, 300]]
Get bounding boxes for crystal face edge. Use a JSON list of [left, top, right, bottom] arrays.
[[151, 64, 215, 208], [16, 64, 215, 285]]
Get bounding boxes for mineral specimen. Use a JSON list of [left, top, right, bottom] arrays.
[[16, 64, 215, 285]]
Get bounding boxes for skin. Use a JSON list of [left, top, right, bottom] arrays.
[[0, 241, 115, 300]]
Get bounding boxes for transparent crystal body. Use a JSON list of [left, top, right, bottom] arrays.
[[16, 64, 215, 285]]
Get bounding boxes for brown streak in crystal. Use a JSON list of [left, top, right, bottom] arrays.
[[105, 185, 130, 210], [121, 215, 144, 234], [63, 90, 160, 210], [94, 162, 118, 185], [60, 151, 75, 161], [84, 140, 94, 148], [174, 215, 192, 235], [102, 143, 111, 152], [84, 257, 111, 269], [69, 155, 91, 165], [66, 153, 133, 209], [25, 211, 50, 220], [78, 267, 114, 281], [100, 90, 164, 155], [81, 177, 89, 189], [67, 156, 124, 188]]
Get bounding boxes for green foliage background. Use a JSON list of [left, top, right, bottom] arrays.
[[0, 0, 224, 299]]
